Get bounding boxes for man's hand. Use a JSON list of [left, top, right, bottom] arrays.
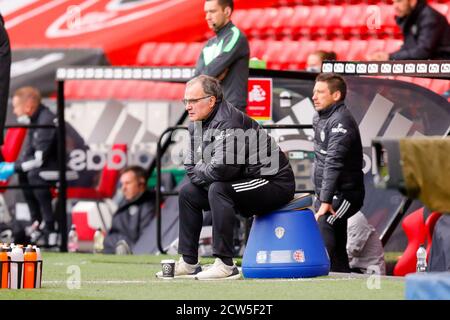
[[0, 162, 15, 181], [217, 68, 229, 81], [315, 202, 336, 221], [367, 51, 389, 61]]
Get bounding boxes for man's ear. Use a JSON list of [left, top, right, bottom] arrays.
[[209, 96, 217, 108], [224, 6, 232, 18], [332, 90, 342, 102]]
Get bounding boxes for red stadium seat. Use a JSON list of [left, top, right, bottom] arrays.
[[137, 42, 174, 66], [236, 8, 263, 37], [301, 5, 329, 39], [268, 6, 295, 39], [318, 5, 345, 39], [273, 40, 301, 70], [150, 43, 174, 66], [232, 9, 247, 33], [285, 6, 311, 39], [315, 40, 334, 53], [179, 42, 203, 66], [251, 7, 279, 39], [136, 42, 158, 65], [340, 4, 366, 39], [331, 40, 351, 60], [165, 43, 188, 66], [291, 40, 318, 70], [249, 39, 267, 60], [260, 40, 285, 69], [346, 39, 368, 60]]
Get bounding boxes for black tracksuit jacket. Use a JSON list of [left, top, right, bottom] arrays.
[[195, 22, 250, 109], [313, 102, 365, 204], [185, 99, 294, 192], [390, 0, 450, 60]]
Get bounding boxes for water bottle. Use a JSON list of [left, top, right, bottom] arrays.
[[0, 246, 9, 288], [10, 246, 24, 289], [33, 246, 42, 288], [23, 245, 37, 289], [68, 225, 79, 253], [93, 228, 104, 254], [416, 244, 427, 273]]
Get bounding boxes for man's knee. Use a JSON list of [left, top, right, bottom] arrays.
[[26, 169, 43, 183], [208, 181, 231, 200], [179, 182, 202, 200]]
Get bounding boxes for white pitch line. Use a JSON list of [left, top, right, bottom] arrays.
[[43, 277, 368, 285]]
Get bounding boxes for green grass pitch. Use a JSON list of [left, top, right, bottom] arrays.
[[0, 253, 405, 300]]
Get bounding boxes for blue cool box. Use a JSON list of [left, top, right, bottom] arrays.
[[242, 197, 330, 279]]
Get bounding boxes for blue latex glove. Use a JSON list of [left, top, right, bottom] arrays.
[[0, 162, 15, 181]]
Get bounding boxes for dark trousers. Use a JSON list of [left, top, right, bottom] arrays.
[[18, 170, 55, 231], [178, 178, 294, 259], [315, 194, 363, 273]]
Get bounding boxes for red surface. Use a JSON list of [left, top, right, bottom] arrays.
[[5, 0, 277, 65], [393, 208, 442, 276], [0, 128, 27, 162], [0, 128, 27, 193], [72, 211, 95, 241], [393, 208, 427, 276]]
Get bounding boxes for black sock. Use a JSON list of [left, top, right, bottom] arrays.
[[217, 256, 233, 266], [182, 255, 198, 265]]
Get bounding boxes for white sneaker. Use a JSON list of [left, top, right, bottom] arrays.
[[195, 258, 240, 281], [155, 257, 202, 279]]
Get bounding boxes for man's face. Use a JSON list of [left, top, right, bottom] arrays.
[[184, 82, 215, 121], [393, 0, 416, 18], [306, 54, 323, 72], [204, 0, 230, 32], [120, 171, 144, 201], [12, 96, 29, 117], [312, 81, 341, 112]]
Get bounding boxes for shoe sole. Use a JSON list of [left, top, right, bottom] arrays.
[[195, 273, 241, 281], [155, 273, 199, 280]]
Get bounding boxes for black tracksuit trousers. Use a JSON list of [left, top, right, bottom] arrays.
[[178, 177, 294, 260], [18, 170, 55, 231], [315, 193, 363, 273]]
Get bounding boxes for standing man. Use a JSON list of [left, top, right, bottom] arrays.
[[0, 13, 11, 145], [195, 0, 249, 113], [157, 75, 295, 280], [312, 73, 365, 273], [368, 0, 450, 61], [103, 166, 155, 255]]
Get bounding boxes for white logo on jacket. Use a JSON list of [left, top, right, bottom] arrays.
[[331, 123, 347, 134], [129, 205, 139, 216]]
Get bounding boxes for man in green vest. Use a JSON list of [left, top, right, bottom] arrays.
[[195, 0, 249, 113]]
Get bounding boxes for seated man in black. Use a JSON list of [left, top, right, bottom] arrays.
[[0, 87, 59, 246], [103, 166, 154, 254], [368, 0, 450, 60], [158, 75, 295, 280], [0, 86, 96, 246]]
